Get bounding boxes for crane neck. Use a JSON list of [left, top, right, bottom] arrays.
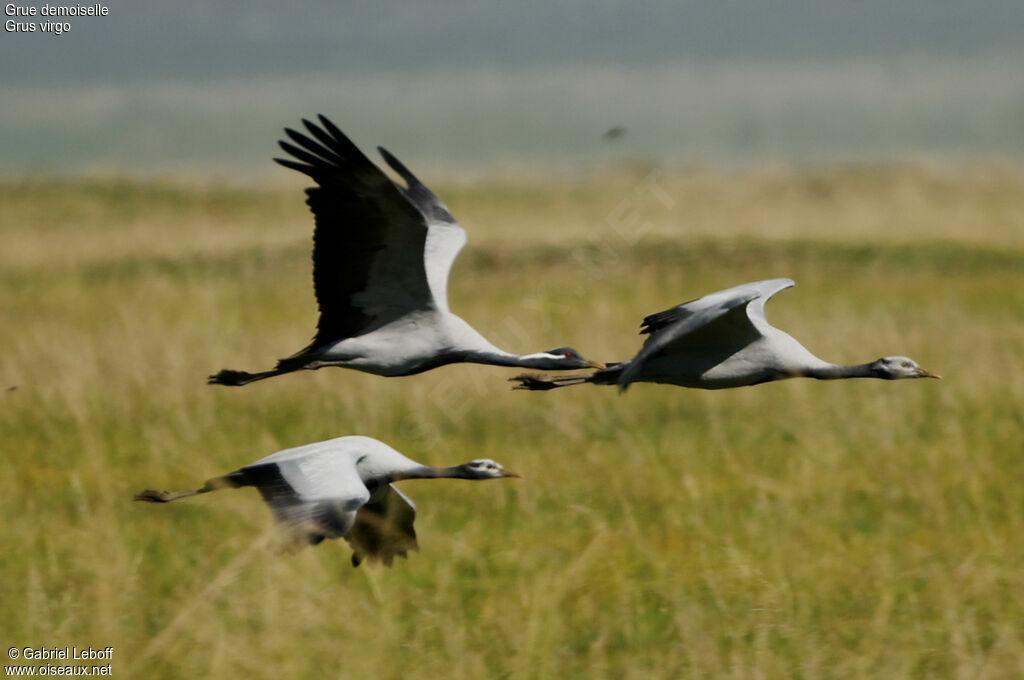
[[464, 347, 534, 368], [801, 362, 877, 380], [444, 315, 560, 369], [463, 344, 572, 369], [394, 465, 474, 481]]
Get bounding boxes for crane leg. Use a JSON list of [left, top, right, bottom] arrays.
[[509, 372, 593, 390], [134, 474, 242, 503]]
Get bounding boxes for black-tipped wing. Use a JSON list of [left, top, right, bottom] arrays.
[[618, 279, 794, 391], [639, 299, 705, 336], [345, 484, 419, 567], [378, 146, 467, 313], [276, 115, 466, 344]]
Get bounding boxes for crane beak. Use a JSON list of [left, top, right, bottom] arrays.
[[584, 359, 607, 370], [501, 470, 522, 479], [916, 368, 942, 379]]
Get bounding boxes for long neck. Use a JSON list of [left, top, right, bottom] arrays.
[[444, 316, 537, 368], [395, 465, 474, 481], [445, 315, 563, 369], [801, 362, 877, 380], [465, 347, 537, 368]]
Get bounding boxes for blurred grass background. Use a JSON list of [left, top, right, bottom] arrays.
[[1, 165, 1022, 678]]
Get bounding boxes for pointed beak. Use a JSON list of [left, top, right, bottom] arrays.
[[916, 368, 942, 379], [584, 359, 607, 370], [501, 470, 522, 479]]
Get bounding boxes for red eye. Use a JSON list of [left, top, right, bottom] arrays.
[[564, 352, 574, 358]]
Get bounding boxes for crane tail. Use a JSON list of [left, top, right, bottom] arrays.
[[509, 372, 594, 391]]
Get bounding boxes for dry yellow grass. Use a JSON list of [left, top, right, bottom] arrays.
[[1, 165, 1022, 678]]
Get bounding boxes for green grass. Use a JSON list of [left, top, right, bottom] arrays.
[[1, 167, 1023, 678]]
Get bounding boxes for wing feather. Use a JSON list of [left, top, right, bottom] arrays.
[[278, 140, 339, 173], [274, 115, 454, 346], [241, 451, 370, 545], [284, 128, 348, 167], [345, 484, 419, 567], [378, 146, 466, 312], [618, 279, 794, 391]]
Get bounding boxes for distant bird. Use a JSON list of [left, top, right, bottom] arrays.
[[602, 126, 626, 141], [135, 435, 519, 567], [209, 115, 601, 386], [512, 278, 940, 392]]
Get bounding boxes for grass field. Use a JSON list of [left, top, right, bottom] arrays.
[[1, 164, 1022, 678]]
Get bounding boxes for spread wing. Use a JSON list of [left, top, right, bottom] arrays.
[[344, 484, 419, 567], [377, 148, 467, 314], [275, 115, 467, 345], [241, 450, 371, 546], [618, 278, 794, 391]]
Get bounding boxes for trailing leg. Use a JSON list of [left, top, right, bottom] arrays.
[[134, 473, 244, 503], [509, 372, 595, 391]]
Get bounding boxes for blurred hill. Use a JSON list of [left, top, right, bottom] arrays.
[[2, 1, 1023, 172], [5, 1, 1024, 82]]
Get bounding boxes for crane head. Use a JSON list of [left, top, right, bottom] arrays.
[[458, 459, 521, 479], [541, 347, 606, 370], [870, 356, 941, 380]]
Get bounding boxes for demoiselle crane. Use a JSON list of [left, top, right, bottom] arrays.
[[135, 435, 519, 566], [209, 115, 602, 386], [512, 278, 940, 392]]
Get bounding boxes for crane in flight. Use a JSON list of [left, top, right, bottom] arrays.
[[210, 115, 602, 386], [512, 278, 940, 392], [135, 435, 519, 567]]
